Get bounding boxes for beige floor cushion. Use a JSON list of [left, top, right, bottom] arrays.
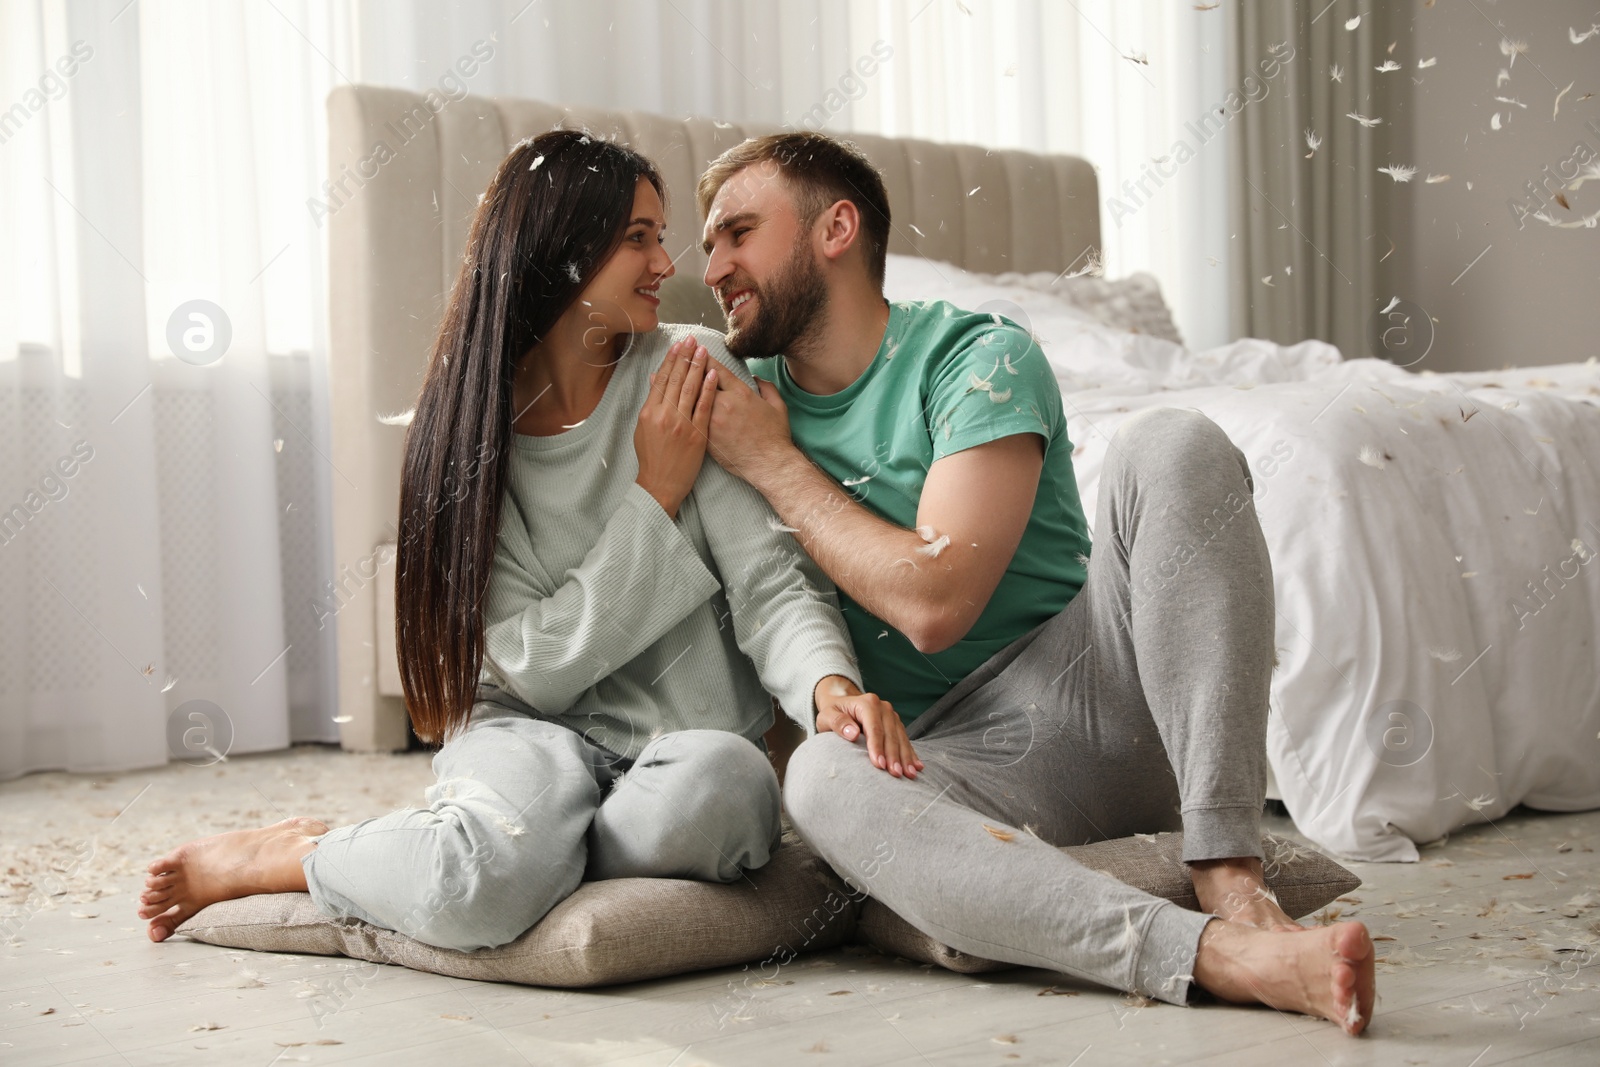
[[178, 825, 858, 988], [179, 828, 1357, 986], [856, 830, 1362, 974]]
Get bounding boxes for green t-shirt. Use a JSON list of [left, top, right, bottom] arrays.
[[749, 299, 1092, 724]]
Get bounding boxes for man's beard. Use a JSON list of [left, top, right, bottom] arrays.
[[723, 234, 828, 361]]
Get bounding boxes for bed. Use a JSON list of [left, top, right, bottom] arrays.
[[327, 87, 1600, 862]]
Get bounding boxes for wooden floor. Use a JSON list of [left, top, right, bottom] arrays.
[[3, 745, 1597, 1066]]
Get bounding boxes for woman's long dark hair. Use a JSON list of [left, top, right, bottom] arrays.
[[396, 129, 666, 744]]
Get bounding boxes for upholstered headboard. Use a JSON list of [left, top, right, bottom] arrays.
[[326, 85, 1101, 750]]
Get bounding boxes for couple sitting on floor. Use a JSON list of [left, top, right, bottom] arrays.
[[138, 129, 1374, 1035]]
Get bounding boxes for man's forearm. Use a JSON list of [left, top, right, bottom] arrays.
[[745, 445, 954, 648]]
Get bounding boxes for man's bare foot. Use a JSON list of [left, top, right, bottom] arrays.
[[1193, 918, 1376, 1035], [138, 817, 327, 942], [1190, 856, 1303, 932]]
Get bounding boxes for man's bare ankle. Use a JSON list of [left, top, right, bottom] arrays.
[[1190, 857, 1270, 900], [1189, 856, 1299, 929]]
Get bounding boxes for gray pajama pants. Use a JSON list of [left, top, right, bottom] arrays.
[[301, 691, 782, 952], [784, 407, 1276, 1006]]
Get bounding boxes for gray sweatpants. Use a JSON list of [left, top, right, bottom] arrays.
[[784, 407, 1275, 1006], [301, 691, 782, 952]]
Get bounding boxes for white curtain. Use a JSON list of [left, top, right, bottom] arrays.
[[1, 0, 346, 777], [0, 0, 1232, 777], [847, 0, 1236, 349]]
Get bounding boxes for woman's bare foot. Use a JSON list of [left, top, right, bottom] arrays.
[[138, 817, 327, 942], [1190, 856, 1304, 932], [1193, 918, 1376, 1035]]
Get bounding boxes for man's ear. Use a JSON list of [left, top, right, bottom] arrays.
[[816, 199, 863, 265]]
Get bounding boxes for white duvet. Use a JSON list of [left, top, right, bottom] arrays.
[[887, 256, 1600, 861]]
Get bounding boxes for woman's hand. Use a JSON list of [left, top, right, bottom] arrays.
[[634, 337, 717, 519], [813, 675, 924, 779]]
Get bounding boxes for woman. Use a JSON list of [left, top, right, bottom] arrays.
[[138, 130, 920, 950]]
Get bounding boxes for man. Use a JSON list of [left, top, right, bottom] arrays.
[[695, 132, 1375, 1034]]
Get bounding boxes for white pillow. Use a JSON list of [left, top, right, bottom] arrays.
[[992, 268, 1185, 345], [882, 254, 1192, 391], [881, 254, 1342, 393], [882, 253, 1183, 343]]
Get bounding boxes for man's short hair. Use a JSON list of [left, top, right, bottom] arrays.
[[697, 132, 892, 288]]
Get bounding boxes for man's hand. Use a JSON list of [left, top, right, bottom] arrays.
[[812, 675, 924, 779], [708, 373, 796, 490]]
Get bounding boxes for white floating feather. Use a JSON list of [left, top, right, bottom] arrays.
[[1529, 207, 1600, 228], [1554, 82, 1574, 120], [1060, 248, 1105, 280]]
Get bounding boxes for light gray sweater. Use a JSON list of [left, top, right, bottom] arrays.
[[476, 323, 861, 760]]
